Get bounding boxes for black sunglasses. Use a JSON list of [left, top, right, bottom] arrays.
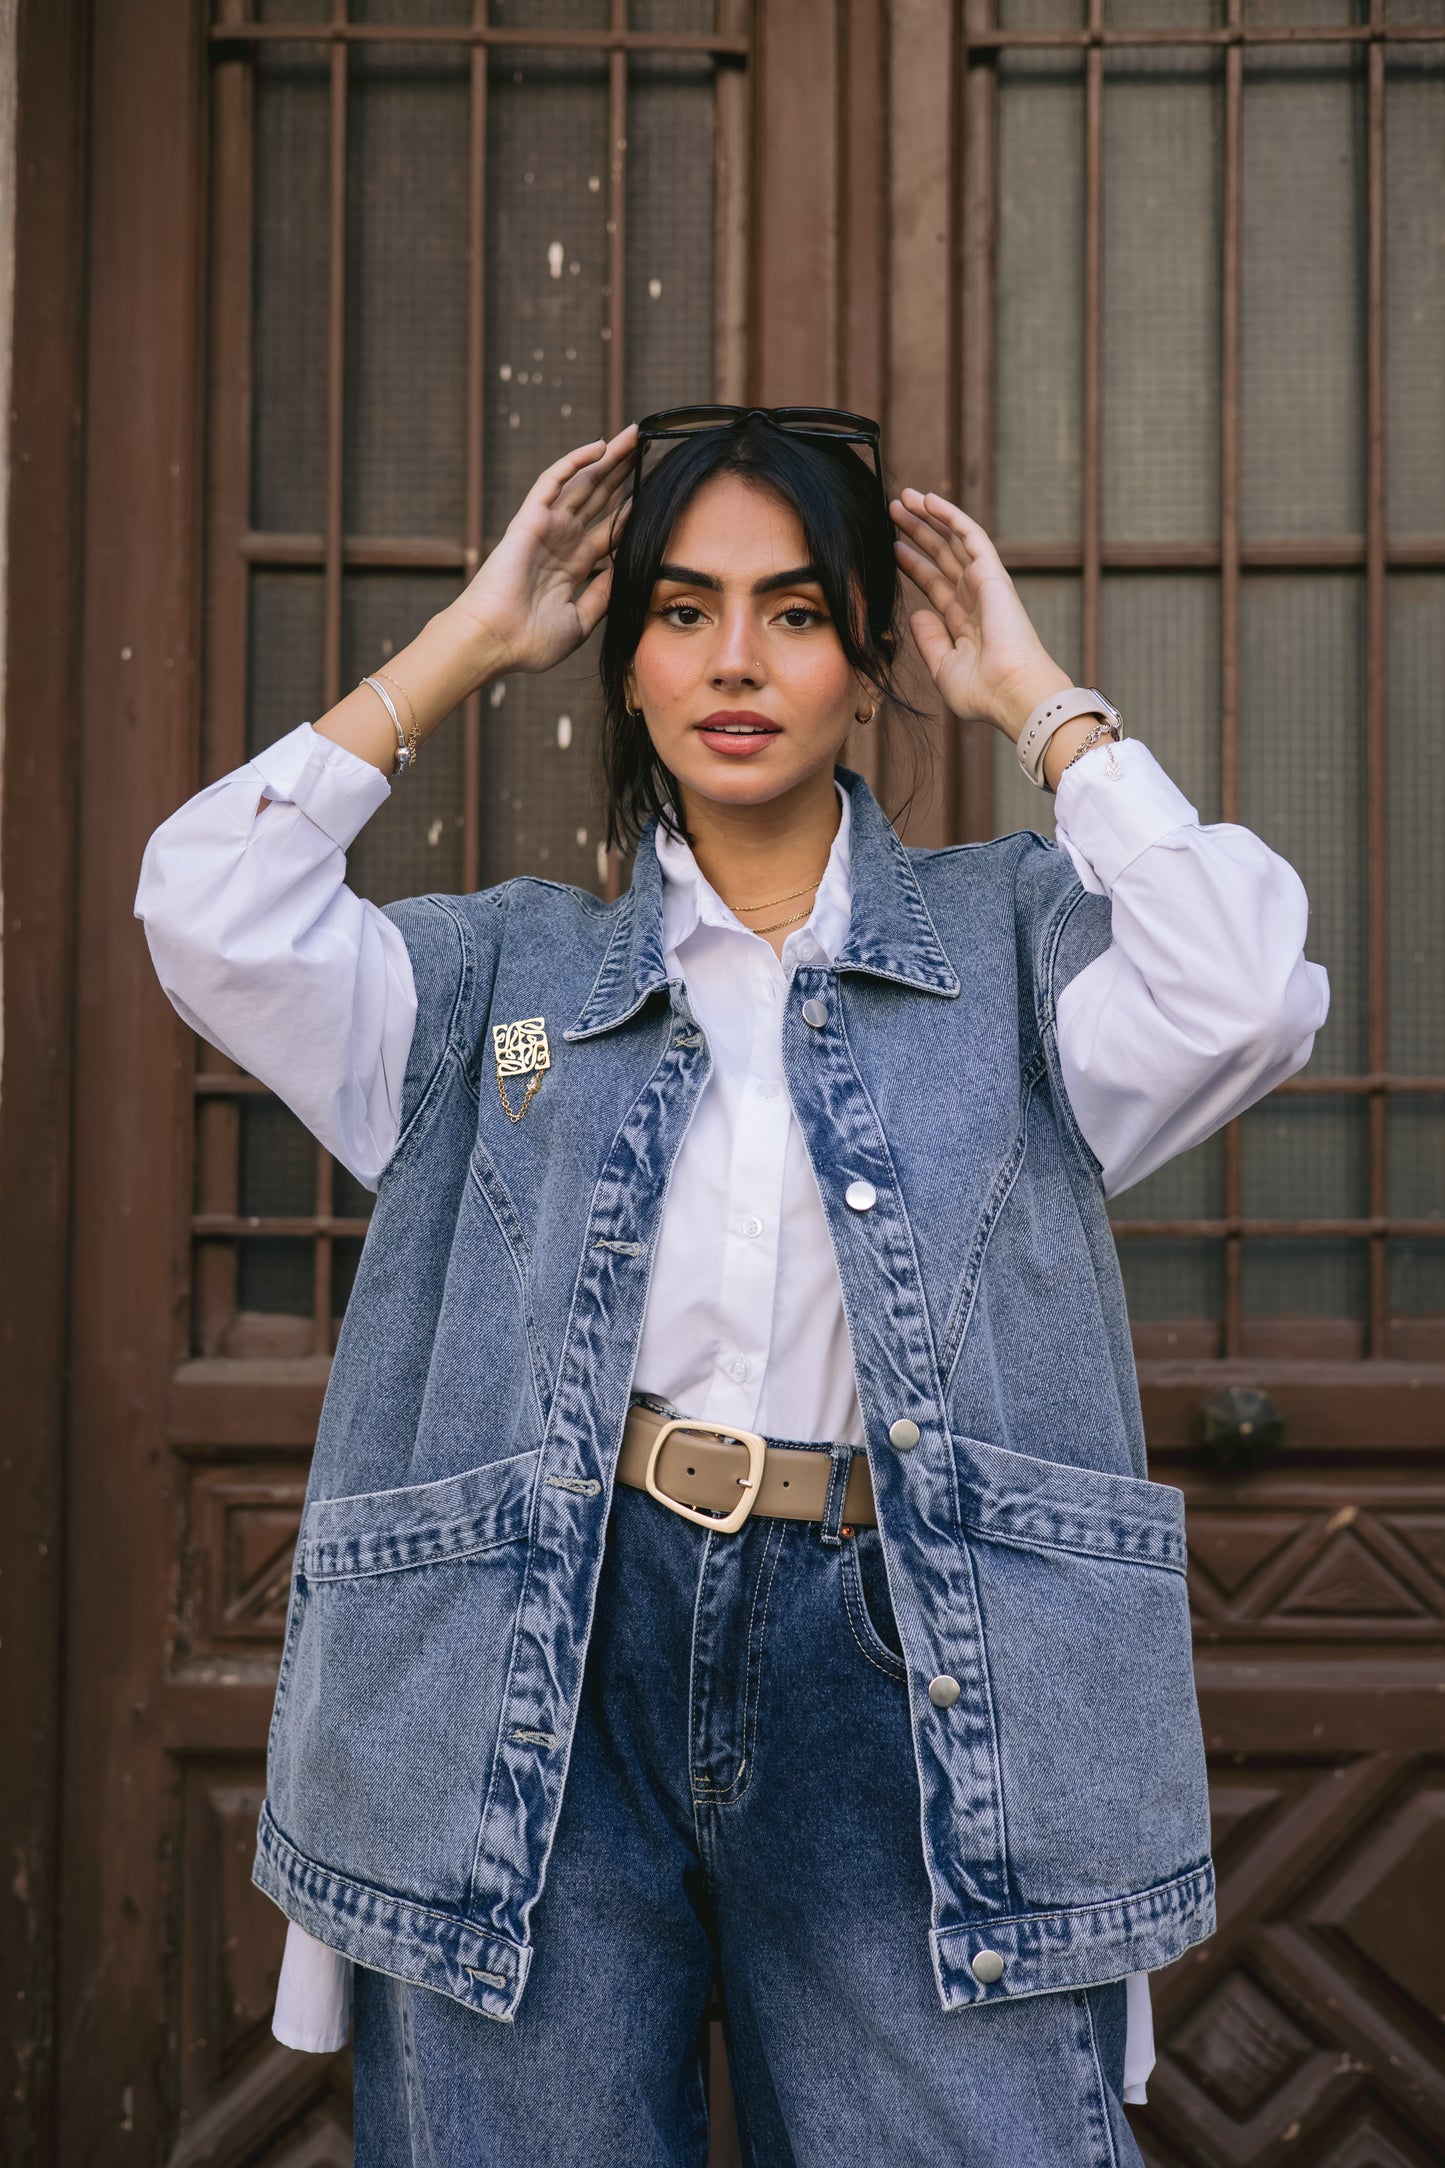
[[632, 404, 890, 531]]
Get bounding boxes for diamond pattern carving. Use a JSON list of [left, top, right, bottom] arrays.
[[1276, 1532, 1428, 1619], [180, 1467, 306, 1660], [1313, 1784, 1445, 2026], [1170, 1972, 1314, 2119], [1133, 1754, 1445, 2167]]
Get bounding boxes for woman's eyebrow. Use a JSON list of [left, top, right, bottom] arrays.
[[655, 561, 822, 595]]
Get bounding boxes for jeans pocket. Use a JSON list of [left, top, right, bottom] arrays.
[[954, 1434, 1211, 1910], [840, 1526, 908, 1680], [267, 1449, 539, 1908]]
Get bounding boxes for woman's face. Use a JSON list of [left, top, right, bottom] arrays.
[[625, 472, 868, 821]]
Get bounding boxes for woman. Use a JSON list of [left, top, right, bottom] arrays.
[[137, 410, 1328, 2167]]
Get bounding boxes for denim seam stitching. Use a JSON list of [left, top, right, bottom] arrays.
[[1084, 1988, 1124, 2168], [930, 1857, 1215, 1943], [467, 1143, 554, 1422], [256, 1802, 531, 1958], [940, 1048, 1047, 1388], [958, 1523, 1186, 1575], [302, 1526, 528, 1582], [831, 991, 961, 1527], [390, 896, 477, 1165], [693, 1519, 784, 1804], [1035, 881, 1107, 1184], [839, 1539, 907, 1680]]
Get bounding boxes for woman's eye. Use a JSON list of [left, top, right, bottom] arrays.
[[778, 605, 826, 630], [660, 601, 706, 626]]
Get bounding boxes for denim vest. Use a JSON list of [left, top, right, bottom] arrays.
[[252, 767, 1214, 2019]]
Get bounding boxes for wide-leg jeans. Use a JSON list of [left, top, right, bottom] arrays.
[[354, 1478, 1143, 2168]]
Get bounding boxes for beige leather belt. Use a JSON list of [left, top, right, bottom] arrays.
[[617, 1402, 876, 1534]]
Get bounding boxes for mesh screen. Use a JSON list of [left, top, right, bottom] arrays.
[[251, 44, 330, 532], [1385, 48, 1445, 531], [1101, 44, 1222, 544], [344, 37, 471, 537], [995, 51, 1085, 543], [1240, 39, 1366, 541]]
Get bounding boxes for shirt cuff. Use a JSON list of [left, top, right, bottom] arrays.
[[271, 1921, 353, 2054], [1053, 737, 1199, 894], [251, 721, 392, 853]]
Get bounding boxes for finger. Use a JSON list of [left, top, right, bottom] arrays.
[[920, 490, 999, 564], [893, 530, 968, 617], [894, 493, 977, 580], [573, 559, 615, 641], [890, 498, 970, 587], [908, 607, 959, 683], [559, 422, 640, 514], [573, 449, 637, 528], [532, 438, 611, 510]]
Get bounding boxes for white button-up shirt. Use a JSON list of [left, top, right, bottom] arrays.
[[134, 724, 1331, 2094]]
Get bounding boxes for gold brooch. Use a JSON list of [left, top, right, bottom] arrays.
[[492, 1016, 551, 1123]]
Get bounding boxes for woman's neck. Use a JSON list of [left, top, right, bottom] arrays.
[[676, 767, 842, 959]]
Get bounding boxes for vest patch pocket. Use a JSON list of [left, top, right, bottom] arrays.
[[952, 1433, 1210, 1911], [267, 1448, 540, 1910]]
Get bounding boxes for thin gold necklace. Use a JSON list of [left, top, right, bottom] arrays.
[[750, 902, 815, 935], [733, 876, 821, 915]]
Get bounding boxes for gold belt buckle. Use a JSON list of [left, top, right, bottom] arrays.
[[644, 1418, 767, 1535]]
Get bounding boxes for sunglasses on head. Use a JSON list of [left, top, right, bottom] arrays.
[[632, 404, 890, 531]]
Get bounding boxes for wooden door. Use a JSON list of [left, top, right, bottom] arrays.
[[3, 3, 1442, 2164]]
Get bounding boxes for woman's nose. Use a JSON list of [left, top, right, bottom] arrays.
[[709, 606, 764, 687]]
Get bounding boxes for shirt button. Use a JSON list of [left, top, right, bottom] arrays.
[[971, 1950, 1005, 1985], [802, 997, 829, 1028], [741, 1215, 764, 1238], [796, 938, 818, 962], [928, 1675, 961, 1709], [845, 1179, 877, 1213], [726, 1355, 751, 1383], [756, 1078, 781, 1101], [888, 1418, 920, 1452]]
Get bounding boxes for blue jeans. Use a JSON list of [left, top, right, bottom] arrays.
[[354, 1482, 1142, 2167]]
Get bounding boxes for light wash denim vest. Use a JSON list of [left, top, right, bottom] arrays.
[[253, 766, 1214, 2020]]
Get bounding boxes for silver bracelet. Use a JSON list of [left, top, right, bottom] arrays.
[[360, 674, 414, 775], [1059, 715, 1122, 779]]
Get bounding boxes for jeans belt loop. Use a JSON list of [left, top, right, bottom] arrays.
[[819, 1442, 854, 1548]]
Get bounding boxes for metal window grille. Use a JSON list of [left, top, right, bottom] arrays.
[[964, 0, 1445, 1361]]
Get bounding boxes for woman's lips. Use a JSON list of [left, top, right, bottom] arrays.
[[693, 712, 781, 758]]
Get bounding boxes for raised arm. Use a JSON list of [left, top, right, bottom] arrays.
[[134, 427, 637, 1191], [891, 487, 1330, 1197]]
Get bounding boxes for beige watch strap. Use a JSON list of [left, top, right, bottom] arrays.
[[1015, 685, 1118, 787]]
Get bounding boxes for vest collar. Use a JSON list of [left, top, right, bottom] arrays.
[[565, 767, 958, 1042]]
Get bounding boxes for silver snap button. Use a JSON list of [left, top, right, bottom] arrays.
[[845, 1179, 877, 1213], [888, 1418, 920, 1452], [928, 1674, 960, 1708], [801, 997, 829, 1028], [971, 1950, 1005, 1985]]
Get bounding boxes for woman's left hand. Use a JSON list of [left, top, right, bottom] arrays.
[[890, 489, 1069, 739]]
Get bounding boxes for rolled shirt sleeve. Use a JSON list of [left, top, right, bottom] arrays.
[[134, 722, 415, 1192], [1051, 738, 1331, 1199]]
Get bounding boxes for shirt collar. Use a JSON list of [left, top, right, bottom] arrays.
[[564, 768, 957, 1043], [653, 780, 853, 969]]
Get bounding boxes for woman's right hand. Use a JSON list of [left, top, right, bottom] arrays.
[[453, 424, 637, 678]]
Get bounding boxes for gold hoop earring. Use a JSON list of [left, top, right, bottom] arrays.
[[625, 703, 644, 721], [855, 701, 878, 726]]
